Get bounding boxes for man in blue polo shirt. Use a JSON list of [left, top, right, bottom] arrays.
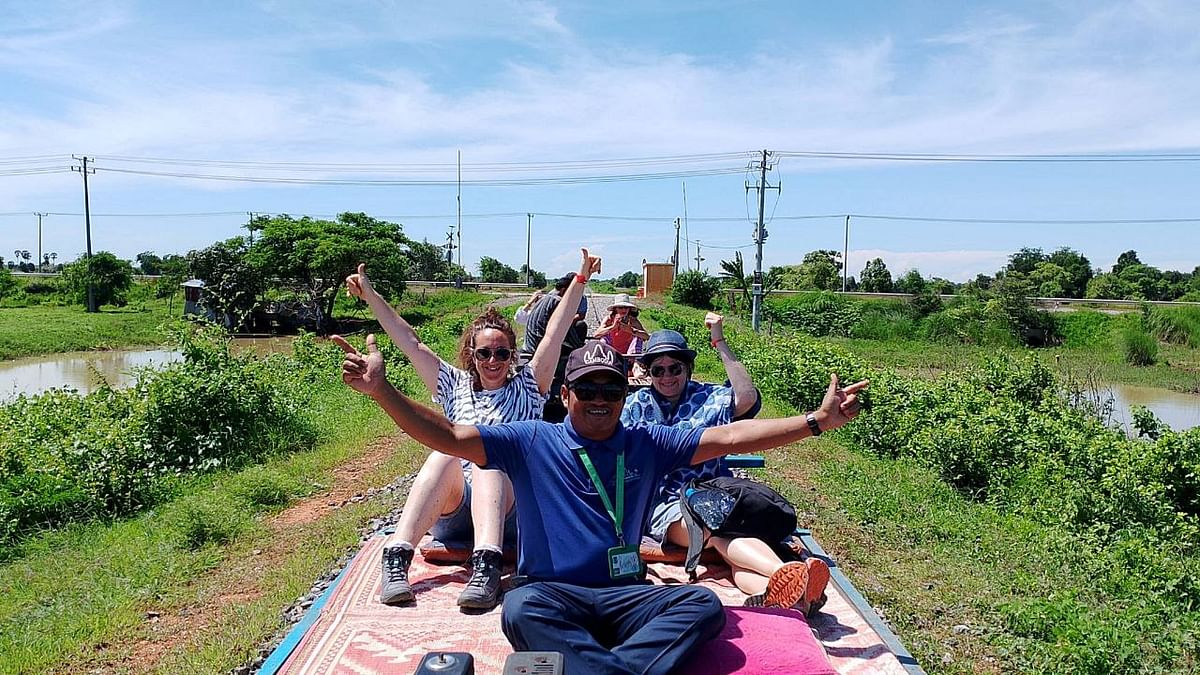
[[334, 336, 867, 675]]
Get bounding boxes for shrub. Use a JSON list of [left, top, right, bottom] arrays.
[[764, 292, 861, 337], [1121, 324, 1158, 366], [1146, 306, 1200, 348], [670, 270, 721, 309], [0, 267, 17, 299]]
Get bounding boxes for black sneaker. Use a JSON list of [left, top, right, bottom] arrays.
[[380, 546, 415, 605], [457, 549, 503, 609]]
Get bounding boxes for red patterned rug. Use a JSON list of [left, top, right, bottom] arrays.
[[278, 536, 911, 674]]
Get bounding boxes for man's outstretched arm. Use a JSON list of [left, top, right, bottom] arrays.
[[690, 374, 867, 465], [333, 334, 487, 466]]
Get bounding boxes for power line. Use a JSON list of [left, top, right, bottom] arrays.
[[775, 150, 1200, 163], [94, 165, 748, 186]]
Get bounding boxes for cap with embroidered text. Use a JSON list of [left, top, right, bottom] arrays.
[[564, 341, 627, 383]]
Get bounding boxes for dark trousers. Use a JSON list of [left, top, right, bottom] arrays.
[[501, 581, 725, 675]]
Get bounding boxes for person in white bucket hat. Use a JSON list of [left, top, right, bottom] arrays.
[[594, 293, 649, 355]]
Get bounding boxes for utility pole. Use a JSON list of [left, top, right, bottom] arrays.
[[35, 212, 45, 272], [71, 155, 97, 312], [673, 217, 681, 278], [525, 213, 533, 286], [456, 150, 462, 269], [694, 242, 704, 271], [842, 215, 850, 292], [746, 150, 779, 332], [444, 227, 456, 264], [247, 212, 257, 244]]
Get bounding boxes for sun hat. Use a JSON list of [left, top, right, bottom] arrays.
[[610, 293, 637, 309], [638, 329, 697, 366], [565, 340, 627, 383]]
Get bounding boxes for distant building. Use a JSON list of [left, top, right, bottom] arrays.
[[181, 279, 207, 318]]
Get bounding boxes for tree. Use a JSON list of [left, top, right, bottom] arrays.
[[858, 258, 893, 293], [1046, 247, 1093, 298], [188, 237, 264, 329], [1112, 250, 1142, 275], [136, 251, 164, 275], [719, 252, 750, 306], [518, 264, 547, 287], [478, 256, 520, 283], [1029, 261, 1070, 298], [1085, 273, 1133, 300], [1006, 247, 1046, 276], [614, 271, 641, 289], [670, 270, 721, 309], [60, 251, 135, 308], [407, 239, 453, 281], [894, 269, 927, 294], [797, 250, 842, 291], [246, 212, 410, 332]]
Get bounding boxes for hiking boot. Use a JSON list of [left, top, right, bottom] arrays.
[[803, 557, 831, 618], [761, 561, 810, 611], [380, 546, 415, 605], [457, 549, 503, 609]]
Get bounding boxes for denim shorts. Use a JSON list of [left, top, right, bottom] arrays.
[[647, 500, 683, 541], [430, 478, 518, 549]]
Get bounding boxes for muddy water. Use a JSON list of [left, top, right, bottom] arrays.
[[0, 337, 296, 401], [1100, 383, 1200, 434]]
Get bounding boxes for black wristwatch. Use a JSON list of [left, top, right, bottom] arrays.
[[805, 412, 822, 436]]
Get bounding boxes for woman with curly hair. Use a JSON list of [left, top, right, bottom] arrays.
[[346, 248, 601, 610]]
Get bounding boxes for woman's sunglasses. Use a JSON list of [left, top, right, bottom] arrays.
[[473, 346, 513, 362], [569, 381, 627, 403], [649, 363, 685, 378]]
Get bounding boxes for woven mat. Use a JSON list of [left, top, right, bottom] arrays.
[[278, 536, 909, 674]]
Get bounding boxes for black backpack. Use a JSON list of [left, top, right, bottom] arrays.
[[679, 476, 797, 580]]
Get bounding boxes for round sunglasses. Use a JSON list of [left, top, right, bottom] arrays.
[[568, 381, 628, 403], [473, 346, 513, 362], [649, 363, 685, 378]]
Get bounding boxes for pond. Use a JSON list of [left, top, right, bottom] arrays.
[[1100, 383, 1200, 435], [0, 337, 296, 401]]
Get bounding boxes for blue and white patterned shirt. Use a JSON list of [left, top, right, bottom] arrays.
[[620, 381, 736, 506]]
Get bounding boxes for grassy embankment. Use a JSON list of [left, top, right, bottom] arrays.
[[0, 290, 492, 674]]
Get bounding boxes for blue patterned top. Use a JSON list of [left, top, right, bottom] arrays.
[[620, 381, 735, 506]]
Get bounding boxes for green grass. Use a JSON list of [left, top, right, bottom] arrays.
[[0, 300, 177, 360], [825, 336, 1200, 393], [0, 381, 410, 673]]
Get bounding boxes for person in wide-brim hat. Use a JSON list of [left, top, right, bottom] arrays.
[[595, 293, 649, 354]]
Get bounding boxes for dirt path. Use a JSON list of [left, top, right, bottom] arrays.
[[85, 435, 406, 674]]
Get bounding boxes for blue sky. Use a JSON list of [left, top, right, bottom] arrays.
[[2, 0, 1199, 281]]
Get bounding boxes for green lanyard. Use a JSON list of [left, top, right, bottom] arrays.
[[576, 448, 626, 546]]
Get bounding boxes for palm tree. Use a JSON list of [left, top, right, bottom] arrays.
[[719, 252, 750, 309]]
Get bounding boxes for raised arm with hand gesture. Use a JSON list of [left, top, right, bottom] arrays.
[[345, 263, 376, 301], [332, 334, 387, 397]]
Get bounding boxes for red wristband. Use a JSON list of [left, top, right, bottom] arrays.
[[711, 338, 725, 348], [575, 273, 587, 284]]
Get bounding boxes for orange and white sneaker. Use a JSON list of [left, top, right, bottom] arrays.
[[803, 557, 831, 617], [749, 561, 810, 610]]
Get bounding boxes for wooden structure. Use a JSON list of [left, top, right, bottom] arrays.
[[641, 260, 675, 297]]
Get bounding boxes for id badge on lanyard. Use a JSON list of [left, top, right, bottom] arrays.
[[576, 448, 644, 580]]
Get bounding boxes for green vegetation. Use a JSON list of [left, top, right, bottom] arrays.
[[670, 269, 721, 308], [0, 293, 487, 673], [650, 303, 1200, 672], [0, 300, 175, 360]]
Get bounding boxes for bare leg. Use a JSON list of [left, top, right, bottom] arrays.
[[469, 466, 514, 550], [664, 520, 783, 596], [386, 451, 465, 547]]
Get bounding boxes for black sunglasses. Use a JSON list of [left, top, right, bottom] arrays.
[[569, 381, 627, 403], [473, 346, 513, 362], [650, 363, 685, 378]]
